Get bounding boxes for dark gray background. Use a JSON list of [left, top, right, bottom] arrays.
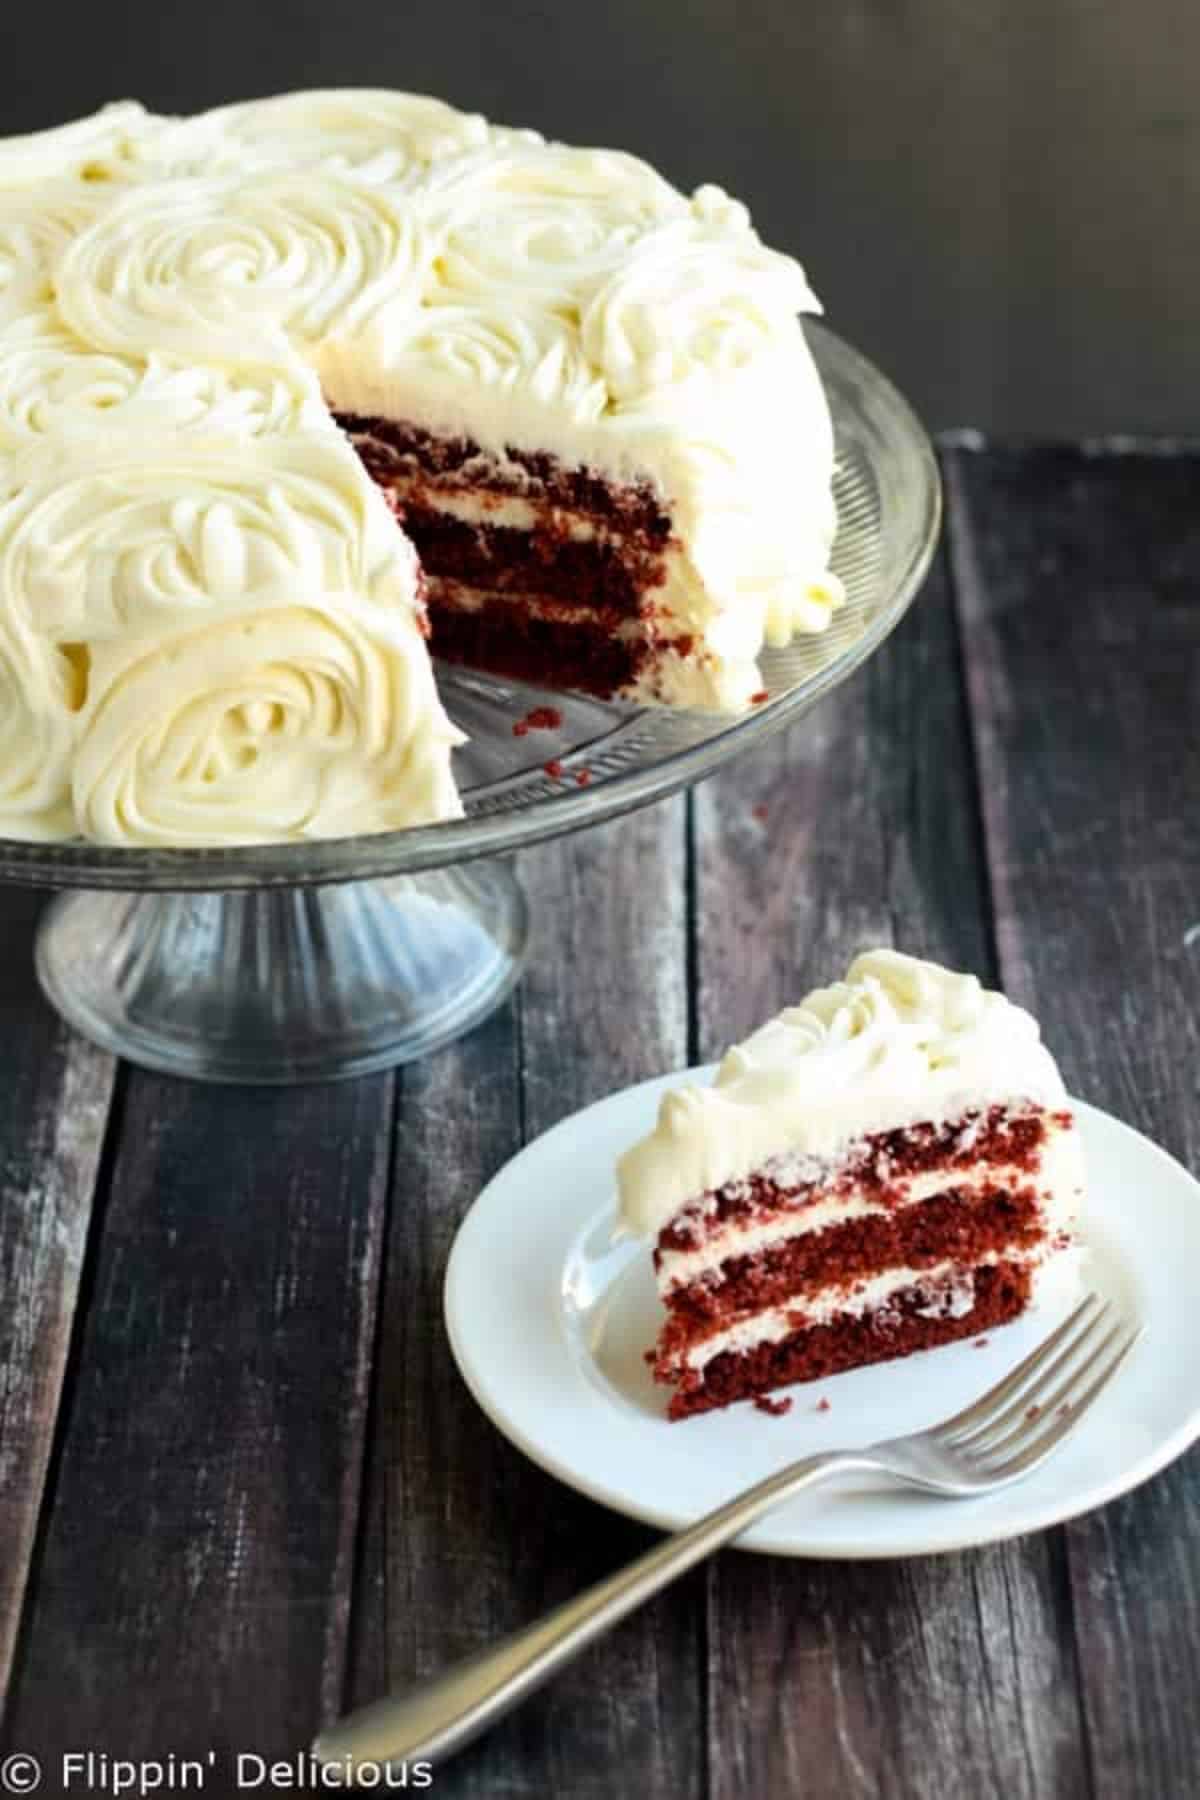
[[6, 0, 1197, 436]]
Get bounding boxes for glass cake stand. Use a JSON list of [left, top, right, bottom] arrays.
[[1, 324, 940, 1083]]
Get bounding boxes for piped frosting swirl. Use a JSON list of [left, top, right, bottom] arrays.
[[617, 951, 1069, 1237], [0, 430, 463, 842]]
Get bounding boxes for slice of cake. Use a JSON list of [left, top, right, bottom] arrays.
[[617, 950, 1083, 1420]]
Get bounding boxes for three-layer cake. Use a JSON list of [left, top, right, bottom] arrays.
[[618, 951, 1083, 1419]]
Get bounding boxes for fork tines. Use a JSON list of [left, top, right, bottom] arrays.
[[934, 1292, 1143, 1478]]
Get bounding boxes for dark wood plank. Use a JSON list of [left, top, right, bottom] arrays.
[[692, 526, 1090, 1798], [344, 1005, 523, 1748], [0, 891, 116, 1711], [348, 798, 703, 1797], [949, 443, 1200, 1800], [3, 1068, 393, 1771]]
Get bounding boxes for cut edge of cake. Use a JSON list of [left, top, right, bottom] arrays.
[[317, 324, 844, 714]]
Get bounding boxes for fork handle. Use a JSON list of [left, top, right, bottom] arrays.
[[314, 1449, 874, 1776]]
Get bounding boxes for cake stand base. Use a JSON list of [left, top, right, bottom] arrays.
[[35, 861, 529, 1084]]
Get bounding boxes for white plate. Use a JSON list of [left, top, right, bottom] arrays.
[[444, 1073, 1199, 1556]]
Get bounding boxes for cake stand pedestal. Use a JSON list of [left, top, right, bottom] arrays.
[[3, 325, 940, 1085], [35, 862, 529, 1083]]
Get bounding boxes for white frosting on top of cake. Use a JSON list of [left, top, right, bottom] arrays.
[[0, 311, 329, 445], [0, 429, 463, 842], [617, 950, 1070, 1238], [0, 102, 154, 187], [0, 89, 841, 840]]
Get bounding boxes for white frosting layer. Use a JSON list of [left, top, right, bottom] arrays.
[[619, 950, 1071, 1238], [0, 89, 841, 839]]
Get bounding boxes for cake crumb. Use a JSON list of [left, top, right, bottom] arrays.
[[576, 768, 592, 786], [514, 705, 563, 736], [750, 689, 770, 705], [543, 759, 564, 778], [816, 1397, 831, 1413], [751, 803, 768, 823], [974, 1336, 989, 1348], [753, 1394, 793, 1417], [1026, 1404, 1041, 1419]]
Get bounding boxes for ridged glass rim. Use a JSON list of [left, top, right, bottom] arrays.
[[0, 323, 941, 892]]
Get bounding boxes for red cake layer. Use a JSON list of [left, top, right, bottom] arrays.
[[398, 506, 667, 618], [666, 1260, 1031, 1420], [338, 412, 681, 697], [427, 595, 656, 696], [650, 1100, 1077, 1420], [336, 413, 673, 537], [658, 1186, 1043, 1334]]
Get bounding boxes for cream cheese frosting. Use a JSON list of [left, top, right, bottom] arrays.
[[0, 89, 841, 842], [617, 950, 1071, 1238], [0, 430, 463, 841], [0, 313, 327, 447]]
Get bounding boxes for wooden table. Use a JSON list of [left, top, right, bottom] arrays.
[[1, 442, 1197, 1798]]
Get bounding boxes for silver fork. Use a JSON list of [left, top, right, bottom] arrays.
[[315, 1292, 1140, 1778]]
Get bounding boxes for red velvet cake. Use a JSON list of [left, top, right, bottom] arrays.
[[0, 90, 847, 846], [333, 418, 678, 701], [617, 951, 1084, 1420]]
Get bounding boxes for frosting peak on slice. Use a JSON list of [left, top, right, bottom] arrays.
[[617, 951, 1068, 1237]]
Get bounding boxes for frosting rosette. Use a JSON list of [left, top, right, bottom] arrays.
[[54, 172, 431, 360], [418, 142, 686, 313], [0, 181, 109, 328], [0, 616, 76, 838], [0, 431, 464, 845], [582, 209, 819, 405], [333, 300, 609, 424], [0, 431, 419, 643], [148, 89, 495, 184], [0, 313, 325, 447], [72, 595, 463, 845], [0, 102, 161, 188]]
